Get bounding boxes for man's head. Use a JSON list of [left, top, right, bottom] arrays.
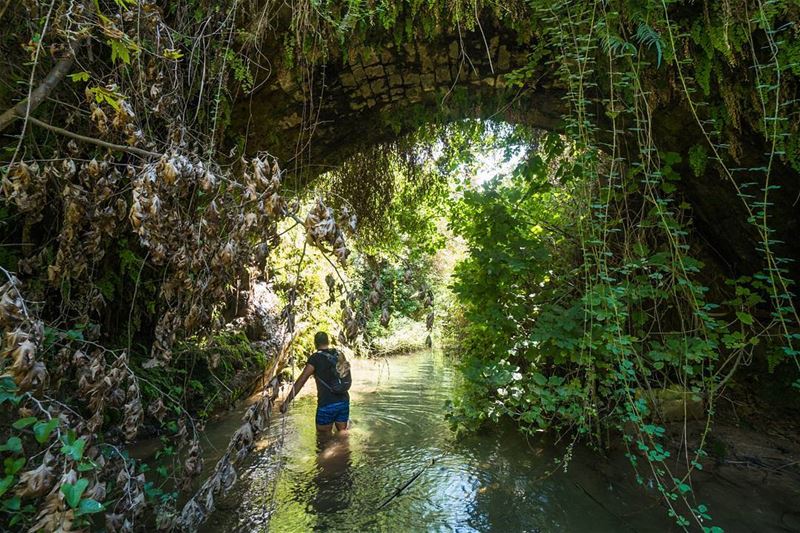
[[314, 331, 329, 349]]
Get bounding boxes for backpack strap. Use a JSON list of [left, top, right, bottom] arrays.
[[316, 376, 334, 391], [313, 349, 337, 391]]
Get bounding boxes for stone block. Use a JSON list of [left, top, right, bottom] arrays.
[[511, 51, 528, 67], [436, 67, 452, 84], [389, 74, 403, 87], [497, 45, 511, 71], [340, 72, 356, 88], [421, 73, 435, 91], [346, 47, 360, 65], [352, 65, 366, 83], [370, 78, 387, 93], [449, 41, 460, 60], [489, 36, 500, 56], [362, 49, 380, 66], [280, 112, 302, 128], [418, 46, 434, 73], [277, 69, 295, 92], [364, 64, 385, 79], [403, 43, 417, 61], [403, 72, 421, 86]]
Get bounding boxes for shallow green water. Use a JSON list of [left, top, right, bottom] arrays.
[[198, 350, 794, 532]]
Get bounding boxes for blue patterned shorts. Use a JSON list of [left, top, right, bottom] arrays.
[[315, 400, 349, 426]]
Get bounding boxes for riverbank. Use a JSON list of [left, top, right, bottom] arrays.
[[658, 405, 800, 531], [367, 317, 430, 358]]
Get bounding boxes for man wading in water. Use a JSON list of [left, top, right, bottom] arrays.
[[280, 331, 352, 433]]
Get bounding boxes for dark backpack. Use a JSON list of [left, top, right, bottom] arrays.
[[315, 349, 352, 394]]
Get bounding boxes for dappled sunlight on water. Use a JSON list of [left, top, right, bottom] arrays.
[[198, 351, 798, 532], [199, 351, 686, 532]]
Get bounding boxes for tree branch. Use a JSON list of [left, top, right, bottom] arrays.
[[0, 0, 13, 21], [0, 52, 77, 133], [22, 115, 161, 159]]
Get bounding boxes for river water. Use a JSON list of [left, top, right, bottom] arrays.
[[198, 350, 795, 533]]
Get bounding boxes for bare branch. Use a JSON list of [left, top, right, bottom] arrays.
[[0, 0, 13, 21], [22, 115, 162, 159], [0, 52, 76, 133]]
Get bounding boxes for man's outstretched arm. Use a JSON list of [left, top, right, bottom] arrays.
[[280, 363, 314, 413]]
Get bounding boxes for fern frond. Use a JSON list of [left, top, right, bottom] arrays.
[[601, 33, 637, 58], [635, 22, 664, 67]]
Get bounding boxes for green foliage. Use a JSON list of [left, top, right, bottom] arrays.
[[3, 0, 800, 529], [329, 144, 448, 258], [504, 43, 551, 87], [139, 331, 267, 418], [443, 117, 791, 529], [689, 144, 708, 177], [60, 478, 89, 508], [60, 431, 87, 461], [0, 398, 111, 528], [0, 377, 20, 406], [68, 71, 90, 82], [223, 49, 254, 92], [602, 33, 637, 59], [635, 21, 664, 67], [108, 39, 134, 64], [86, 85, 124, 110]]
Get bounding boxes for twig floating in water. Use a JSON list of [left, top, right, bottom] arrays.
[[376, 457, 437, 511]]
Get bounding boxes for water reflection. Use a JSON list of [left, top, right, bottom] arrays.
[[308, 432, 353, 517], [199, 351, 796, 533]]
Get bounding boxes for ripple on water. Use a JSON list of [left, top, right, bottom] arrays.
[[200, 352, 607, 532], [203, 351, 781, 533]]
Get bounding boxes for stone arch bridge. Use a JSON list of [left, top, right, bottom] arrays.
[[231, 19, 800, 286]]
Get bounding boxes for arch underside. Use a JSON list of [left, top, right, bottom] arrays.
[[232, 23, 800, 286]]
